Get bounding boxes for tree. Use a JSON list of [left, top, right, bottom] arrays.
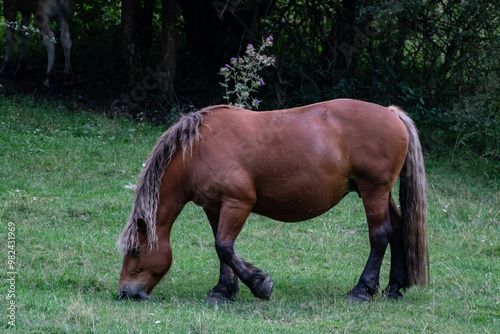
[[121, 0, 176, 98], [177, 0, 264, 86], [121, 0, 154, 83], [159, 0, 177, 98]]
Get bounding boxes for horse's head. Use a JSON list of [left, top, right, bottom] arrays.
[[118, 218, 172, 300], [118, 111, 202, 300]]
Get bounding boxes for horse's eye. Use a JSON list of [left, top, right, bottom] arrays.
[[130, 248, 141, 257]]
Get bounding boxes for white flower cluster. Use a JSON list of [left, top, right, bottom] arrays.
[[219, 36, 276, 110], [5, 20, 57, 44]]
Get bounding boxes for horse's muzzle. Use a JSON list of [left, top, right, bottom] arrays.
[[118, 284, 150, 301]]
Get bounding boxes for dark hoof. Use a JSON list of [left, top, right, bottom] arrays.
[[253, 276, 273, 300], [206, 290, 237, 304], [207, 294, 232, 305], [207, 284, 239, 304], [382, 287, 404, 301], [346, 290, 373, 303]]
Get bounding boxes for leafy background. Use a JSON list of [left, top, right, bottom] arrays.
[[0, 0, 498, 158]]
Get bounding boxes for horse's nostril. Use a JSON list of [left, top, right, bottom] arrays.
[[118, 285, 150, 301], [119, 289, 129, 299]]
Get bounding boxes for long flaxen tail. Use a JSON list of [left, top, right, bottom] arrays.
[[391, 106, 429, 288]]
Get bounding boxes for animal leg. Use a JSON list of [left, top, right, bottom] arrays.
[[58, 15, 73, 85], [382, 195, 407, 300], [1, 26, 15, 75], [16, 14, 31, 73], [347, 193, 391, 302], [204, 208, 239, 303], [214, 199, 273, 300], [2, 2, 17, 75], [36, 17, 56, 87]]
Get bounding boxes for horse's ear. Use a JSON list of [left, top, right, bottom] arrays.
[[136, 218, 147, 233]]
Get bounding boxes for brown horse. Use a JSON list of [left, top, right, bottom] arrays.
[[1, 0, 74, 86], [117, 99, 428, 303]]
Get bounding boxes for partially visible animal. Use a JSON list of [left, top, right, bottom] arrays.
[[2, 0, 74, 86]]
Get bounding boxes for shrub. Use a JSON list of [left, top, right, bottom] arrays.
[[450, 73, 500, 159], [219, 36, 276, 110]]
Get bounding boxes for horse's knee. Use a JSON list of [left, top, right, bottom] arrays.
[[215, 239, 235, 264]]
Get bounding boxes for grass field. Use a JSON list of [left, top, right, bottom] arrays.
[[0, 95, 498, 333]]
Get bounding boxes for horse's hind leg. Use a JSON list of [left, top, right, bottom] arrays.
[[58, 15, 73, 85], [382, 195, 407, 300], [204, 208, 239, 303], [212, 199, 273, 301], [347, 190, 392, 302], [34, 12, 56, 87]]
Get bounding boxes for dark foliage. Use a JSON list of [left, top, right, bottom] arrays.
[[0, 0, 498, 156]]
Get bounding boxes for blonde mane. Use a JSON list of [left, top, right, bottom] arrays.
[[117, 109, 210, 254]]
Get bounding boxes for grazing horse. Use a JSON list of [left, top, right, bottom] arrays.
[[117, 99, 429, 303], [2, 0, 74, 86]]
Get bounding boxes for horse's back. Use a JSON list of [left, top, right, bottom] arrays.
[[197, 99, 408, 173]]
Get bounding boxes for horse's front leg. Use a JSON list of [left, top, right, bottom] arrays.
[[347, 194, 391, 302], [204, 208, 239, 303], [212, 199, 274, 301]]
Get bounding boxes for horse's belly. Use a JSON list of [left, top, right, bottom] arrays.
[[252, 205, 333, 222], [251, 184, 347, 222]]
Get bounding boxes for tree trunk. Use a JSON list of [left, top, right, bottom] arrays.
[[138, 0, 155, 63], [159, 0, 177, 98], [179, 0, 222, 81], [333, 0, 358, 72], [122, 0, 143, 84], [178, 0, 263, 87]]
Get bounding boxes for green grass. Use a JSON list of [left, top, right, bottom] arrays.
[[0, 95, 498, 333]]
